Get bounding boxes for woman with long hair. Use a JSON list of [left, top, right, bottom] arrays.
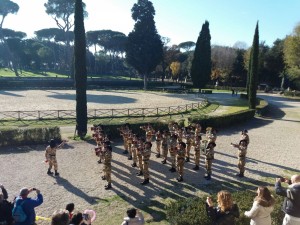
[[206, 190, 240, 225], [245, 186, 275, 225]]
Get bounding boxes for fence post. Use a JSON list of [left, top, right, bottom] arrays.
[[94, 109, 96, 118], [128, 109, 130, 116], [18, 111, 20, 120], [142, 108, 144, 116], [112, 109, 114, 117], [156, 108, 158, 116], [38, 111, 40, 120]]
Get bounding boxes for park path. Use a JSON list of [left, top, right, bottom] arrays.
[[0, 92, 299, 224]]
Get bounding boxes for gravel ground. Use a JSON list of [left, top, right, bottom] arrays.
[[0, 90, 202, 111], [0, 92, 300, 224]]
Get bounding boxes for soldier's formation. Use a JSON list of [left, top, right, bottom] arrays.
[[90, 122, 250, 189]]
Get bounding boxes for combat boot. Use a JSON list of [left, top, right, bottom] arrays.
[[47, 169, 53, 175], [205, 174, 211, 180], [185, 157, 190, 162], [131, 162, 137, 167], [105, 183, 112, 190], [101, 176, 106, 180], [140, 178, 149, 185], [136, 170, 143, 176], [169, 167, 176, 173], [54, 170, 59, 176], [123, 150, 128, 154], [156, 153, 161, 158], [128, 156, 133, 160], [193, 165, 199, 171], [97, 159, 102, 164], [161, 159, 167, 164], [177, 176, 183, 182], [236, 172, 244, 177]]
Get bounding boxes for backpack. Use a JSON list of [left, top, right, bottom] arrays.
[[12, 199, 27, 222]]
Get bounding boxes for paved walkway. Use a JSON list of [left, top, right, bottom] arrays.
[[0, 92, 299, 224]]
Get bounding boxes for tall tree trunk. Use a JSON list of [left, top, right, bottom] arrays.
[[74, 0, 87, 138], [144, 74, 148, 90]]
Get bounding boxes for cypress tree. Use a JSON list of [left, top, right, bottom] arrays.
[[126, 0, 163, 90], [74, 0, 87, 138], [191, 20, 212, 89], [248, 22, 259, 109]]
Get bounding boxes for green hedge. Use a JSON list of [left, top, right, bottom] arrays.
[[284, 90, 300, 97], [166, 190, 285, 225], [0, 126, 61, 147], [188, 109, 256, 129]]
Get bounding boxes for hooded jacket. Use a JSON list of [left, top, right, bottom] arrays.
[[244, 201, 274, 225], [275, 181, 300, 218]]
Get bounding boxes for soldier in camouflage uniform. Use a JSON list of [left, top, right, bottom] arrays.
[[102, 143, 112, 190], [176, 142, 186, 182], [231, 139, 248, 177], [136, 138, 145, 176], [184, 126, 194, 162], [161, 130, 169, 164], [193, 135, 201, 170], [127, 131, 134, 160], [155, 130, 162, 158], [169, 134, 178, 172], [141, 141, 152, 185], [204, 142, 216, 180], [131, 134, 138, 167], [45, 139, 65, 176]]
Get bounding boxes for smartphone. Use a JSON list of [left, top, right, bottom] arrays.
[[82, 213, 89, 221], [32, 188, 36, 191]]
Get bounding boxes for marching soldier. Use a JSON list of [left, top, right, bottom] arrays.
[[127, 131, 134, 160], [193, 135, 201, 170], [155, 130, 162, 158], [206, 127, 217, 143], [184, 126, 194, 162], [131, 134, 139, 167], [119, 124, 130, 154], [141, 123, 155, 142], [231, 139, 248, 177], [204, 141, 216, 180], [102, 143, 112, 190], [45, 139, 65, 176], [169, 134, 178, 172], [141, 141, 152, 185], [240, 129, 250, 146], [161, 130, 169, 164], [194, 122, 202, 137], [176, 142, 186, 182], [136, 138, 145, 176]]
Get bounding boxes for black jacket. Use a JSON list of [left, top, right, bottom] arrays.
[[206, 203, 240, 225], [275, 181, 300, 218]]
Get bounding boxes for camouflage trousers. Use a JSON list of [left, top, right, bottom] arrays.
[[103, 163, 112, 183], [238, 157, 246, 173], [49, 157, 58, 170], [137, 154, 143, 171], [156, 141, 161, 154], [194, 150, 200, 166], [132, 147, 137, 163], [177, 158, 185, 176], [186, 144, 192, 158], [169, 150, 176, 168], [162, 145, 168, 160], [128, 144, 132, 157], [205, 159, 213, 175], [123, 140, 128, 151], [143, 160, 150, 179]]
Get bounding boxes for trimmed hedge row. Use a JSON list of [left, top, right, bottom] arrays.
[[166, 190, 285, 225], [188, 109, 256, 129], [0, 126, 61, 147]]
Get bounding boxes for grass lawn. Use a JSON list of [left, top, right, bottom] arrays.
[[0, 68, 142, 80]]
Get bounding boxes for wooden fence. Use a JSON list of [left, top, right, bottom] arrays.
[[0, 100, 207, 121]]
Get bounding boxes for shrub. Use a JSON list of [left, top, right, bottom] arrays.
[[0, 126, 61, 147], [284, 90, 300, 97], [166, 190, 285, 225]]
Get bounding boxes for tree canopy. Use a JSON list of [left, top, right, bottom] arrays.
[[284, 23, 300, 87], [190, 20, 212, 89], [126, 0, 163, 90]]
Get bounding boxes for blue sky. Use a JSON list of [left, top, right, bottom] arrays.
[[4, 0, 300, 48]]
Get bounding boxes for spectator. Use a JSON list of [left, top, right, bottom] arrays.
[[244, 186, 275, 225], [206, 190, 240, 225], [121, 208, 144, 225], [51, 209, 69, 225], [0, 184, 13, 225], [66, 203, 75, 219], [69, 212, 84, 225], [275, 175, 300, 225], [13, 187, 43, 225]]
